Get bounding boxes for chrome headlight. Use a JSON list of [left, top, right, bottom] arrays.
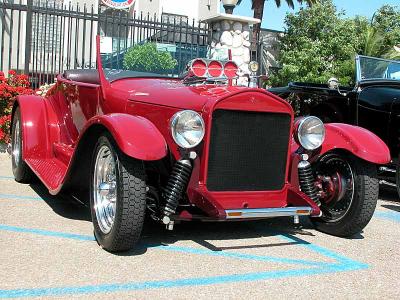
[[171, 110, 205, 149], [297, 116, 325, 150]]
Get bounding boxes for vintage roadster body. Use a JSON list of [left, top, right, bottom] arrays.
[[11, 39, 391, 252], [269, 55, 400, 195]]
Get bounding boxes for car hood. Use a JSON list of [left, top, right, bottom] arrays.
[[111, 78, 255, 111]]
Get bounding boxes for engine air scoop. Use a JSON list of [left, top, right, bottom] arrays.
[[185, 58, 238, 81]]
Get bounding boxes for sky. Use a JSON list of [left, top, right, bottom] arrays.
[[230, 0, 400, 31]]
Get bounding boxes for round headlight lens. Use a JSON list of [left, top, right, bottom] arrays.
[[171, 110, 205, 148], [297, 116, 325, 150]]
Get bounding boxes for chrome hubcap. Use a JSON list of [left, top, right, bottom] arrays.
[[93, 145, 117, 234], [12, 119, 21, 166]]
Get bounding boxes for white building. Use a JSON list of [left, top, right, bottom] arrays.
[[75, 0, 220, 22], [132, 0, 221, 22]]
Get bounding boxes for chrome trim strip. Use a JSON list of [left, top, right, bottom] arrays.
[[379, 166, 396, 173], [355, 55, 362, 84], [225, 207, 313, 219], [379, 180, 397, 188]]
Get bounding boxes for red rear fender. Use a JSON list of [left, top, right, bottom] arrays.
[[83, 114, 168, 161], [319, 123, 391, 165]]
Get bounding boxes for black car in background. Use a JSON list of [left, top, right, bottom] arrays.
[[270, 55, 400, 196]]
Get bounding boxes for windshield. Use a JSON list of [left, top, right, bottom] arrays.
[[99, 36, 212, 81], [356, 55, 400, 82]]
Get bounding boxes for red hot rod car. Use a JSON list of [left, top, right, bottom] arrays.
[[11, 37, 390, 252]]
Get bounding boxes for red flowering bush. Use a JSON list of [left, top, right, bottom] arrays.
[[0, 70, 33, 144], [0, 115, 11, 143]]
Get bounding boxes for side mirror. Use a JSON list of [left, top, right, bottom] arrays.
[[327, 77, 347, 97], [327, 77, 339, 90]]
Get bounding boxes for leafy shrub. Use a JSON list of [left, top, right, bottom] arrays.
[[123, 43, 177, 73], [0, 70, 33, 143]]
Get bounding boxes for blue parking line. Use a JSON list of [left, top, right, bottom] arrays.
[[0, 224, 328, 267], [0, 263, 366, 299], [375, 211, 400, 223], [0, 224, 367, 299], [0, 225, 94, 241], [0, 194, 42, 201], [278, 234, 368, 268], [150, 244, 331, 267], [0, 176, 13, 180]]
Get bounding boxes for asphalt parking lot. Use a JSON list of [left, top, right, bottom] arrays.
[[0, 153, 399, 299]]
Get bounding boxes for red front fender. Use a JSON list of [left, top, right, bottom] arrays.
[[319, 123, 391, 165], [84, 114, 167, 161]]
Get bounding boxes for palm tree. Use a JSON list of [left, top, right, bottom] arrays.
[[237, 0, 319, 41], [356, 17, 400, 59]]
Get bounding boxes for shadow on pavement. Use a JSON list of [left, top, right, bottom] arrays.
[[26, 180, 370, 256], [117, 217, 321, 256], [379, 186, 399, 203], [381, 204, 400, 213], [29, 183, 91, 222]]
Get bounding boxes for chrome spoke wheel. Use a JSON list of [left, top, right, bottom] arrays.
[[93, 145, 117, 234], [12, 118, 21, 166]]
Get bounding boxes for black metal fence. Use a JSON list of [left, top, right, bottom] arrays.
[[0, 0, 211, 87]]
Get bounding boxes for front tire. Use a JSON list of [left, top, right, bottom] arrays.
[[90, 133, 146, 252], [312, 154, 378, 237], [11, 107, 33, 183]]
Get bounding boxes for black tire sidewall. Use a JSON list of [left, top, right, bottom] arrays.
[[90, 133, 146, 251], [90, 134, 120, 249], [11, 108, 31, 182], [312, 154, 378, 236]]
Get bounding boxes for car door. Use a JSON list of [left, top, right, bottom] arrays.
[[357, 85, 395, 146], [58, 79, 101, 143]]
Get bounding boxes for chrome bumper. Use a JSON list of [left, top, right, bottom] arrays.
[[225, 207, 312, 219]]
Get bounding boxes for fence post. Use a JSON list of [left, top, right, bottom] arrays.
[[24, 0, 33, 75]]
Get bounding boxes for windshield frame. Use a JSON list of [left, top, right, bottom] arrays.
[[356, 55, 400, 84], [98, 35, 210, 83]]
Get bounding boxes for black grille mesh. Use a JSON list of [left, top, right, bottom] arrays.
[[207, 109, 291, 191]]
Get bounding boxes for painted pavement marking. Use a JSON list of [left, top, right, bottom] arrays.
[[374, 211, 400, 223], [0, 224, 367, 299], [0, 224, 329, 267], [0, 194, 43, 201]]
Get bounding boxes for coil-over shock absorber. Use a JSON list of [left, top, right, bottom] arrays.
[[162, 159, 193, 225], [298, 158, 321, 206]]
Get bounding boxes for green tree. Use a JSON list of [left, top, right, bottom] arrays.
[[356, 18, 386, 57], [371, 5, 400, 59], [270, 0, 360, 86], [123, 43, 177, 73]]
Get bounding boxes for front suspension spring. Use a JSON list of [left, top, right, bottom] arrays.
[[163, 159, 192, 217], [298, 160, 321, 206]]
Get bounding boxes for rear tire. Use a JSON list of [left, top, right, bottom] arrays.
[[312, 154, 378, 237], [11, 107, 33, 183], [90, 133, 146, 252]]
